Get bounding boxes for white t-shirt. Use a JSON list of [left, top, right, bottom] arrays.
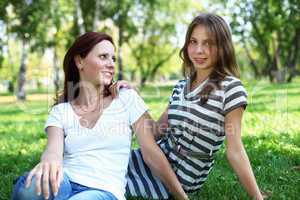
[[44, 89, 148, 200]]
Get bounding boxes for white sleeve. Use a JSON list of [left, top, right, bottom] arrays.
[[122, 89, 148, 125], [44, 104, 64, 132]]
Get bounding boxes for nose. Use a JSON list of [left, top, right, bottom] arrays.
[[105, 58, 115, 71], [195, 44, 205, 54], [106, 57, 115, 67]]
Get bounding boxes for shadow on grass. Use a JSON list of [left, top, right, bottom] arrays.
[[250, 90, 300, 100], [0, 151, 41, 200], [246, 100, 274, 112], [0, 109, 24, 116], [266, 83, 300, 90]]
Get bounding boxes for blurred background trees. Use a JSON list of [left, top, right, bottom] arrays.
[[0, 0, 299, 100], [220, 0, 300, 83]]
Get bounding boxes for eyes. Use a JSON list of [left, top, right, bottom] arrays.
[[189, 39, 214, 49], [98, 53, 116, 62]]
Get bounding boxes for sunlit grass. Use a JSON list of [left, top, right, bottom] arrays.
[[0, 80, 299, 200]]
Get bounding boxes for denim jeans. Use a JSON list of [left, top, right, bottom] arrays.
[[11, 172, 118, 200]]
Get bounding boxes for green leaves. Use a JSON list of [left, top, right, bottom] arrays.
[[222, 0, 300, 82]]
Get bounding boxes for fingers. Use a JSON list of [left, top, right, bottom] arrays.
[[25, 167, 37, 188], [50, 164, 58, 197], [109, 82, 118, 98], [114, 82, 119, 98], [119, 80, 131, 89], [42, 163, 50, 199], [25, 162, 62, 199], [56, 165, 63, 192], [34, 166, 43, 196]]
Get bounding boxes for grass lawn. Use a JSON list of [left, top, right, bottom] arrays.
[[0, 80, 299, 200]]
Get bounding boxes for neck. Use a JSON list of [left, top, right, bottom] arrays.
[[195, 68, 213, 84], [76, 85, 105, 106]]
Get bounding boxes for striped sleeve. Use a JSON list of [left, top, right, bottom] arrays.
[[223, 79, 248, 115], [169, 80, 185, 104]]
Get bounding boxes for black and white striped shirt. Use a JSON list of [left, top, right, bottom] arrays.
[[126, 76, 248, 199]]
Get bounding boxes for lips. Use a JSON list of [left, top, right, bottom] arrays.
[[102, 71, 113, 77], [193, 58, 207, 64]]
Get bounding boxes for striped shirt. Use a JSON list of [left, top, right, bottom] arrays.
[[126, 76, 248, 199]]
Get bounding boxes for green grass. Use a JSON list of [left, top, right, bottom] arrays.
[[0, 80, 299, 200]]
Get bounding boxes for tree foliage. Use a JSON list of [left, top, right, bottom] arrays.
[[221, 0, 300, 82]]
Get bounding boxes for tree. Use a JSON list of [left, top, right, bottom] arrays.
[[48, 0, 75, 95], [221, 0, 300, 82], [129, 0, 191, 86], [2, 0, 52, 100], [114, 0, 138, 80]]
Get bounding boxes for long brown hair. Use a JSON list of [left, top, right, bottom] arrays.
[[54, 32, 115, 105], [179, 13, 239, 104]]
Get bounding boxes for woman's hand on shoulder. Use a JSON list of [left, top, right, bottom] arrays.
[[109, 80, 139, 98], [25, 152, 63, 199]]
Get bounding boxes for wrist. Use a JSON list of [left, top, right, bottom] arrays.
[[41, 151, 62, 161]]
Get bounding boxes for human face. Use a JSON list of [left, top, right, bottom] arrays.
[[78, 40, 115, 86], [187, 25, 217, 74]]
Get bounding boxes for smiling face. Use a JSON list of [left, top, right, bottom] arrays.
[[77, 40, 115, 87], [187, 25, 217, 74]]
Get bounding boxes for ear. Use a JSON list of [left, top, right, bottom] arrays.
[[74, 55, 83, 70]]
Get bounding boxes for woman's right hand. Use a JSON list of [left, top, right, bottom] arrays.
[[25, 152, 63, 199]]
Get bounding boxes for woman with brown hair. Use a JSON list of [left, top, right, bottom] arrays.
[[124, 13, 264, 199], [11, 32, 188, 200]]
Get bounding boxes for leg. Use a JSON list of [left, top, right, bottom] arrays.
[[68, 189, 117, 200], [11, 172, 72, 200]]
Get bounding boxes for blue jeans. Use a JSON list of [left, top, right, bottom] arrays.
[[12, 172, 118, 200]]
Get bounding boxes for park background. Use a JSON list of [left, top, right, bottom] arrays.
[[0, 0, 299, 199]]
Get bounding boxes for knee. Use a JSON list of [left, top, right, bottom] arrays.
[[11, 173, 42, 200], [12, 172, 71, 200]]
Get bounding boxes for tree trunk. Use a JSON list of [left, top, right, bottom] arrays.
[[17, 39, 28, 100], [140, 76, 147, 87], [116, 1, 131, 80], [269, 60, 277, 83], [53, 46, 60, 95], [92, 0, 101, 31], [149, 48, 177, 79], [130, 69, 136, 81], [269, 36, 280, 83], [75, 0, 85, 35], [5, 19, 15, 93], [251, 19, 273, 80], [287, 28, 300, 82], [117, 43, 123, 80], [117, 18, 124, 80], [240, 32, 260, 77]]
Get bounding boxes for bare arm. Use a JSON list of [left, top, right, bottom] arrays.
[[42, 127, 64, 159], [150, 107, 169, 140], [133, 112, 188, 200], [225, 108, 263, 200], [25, 127, 64, 199]]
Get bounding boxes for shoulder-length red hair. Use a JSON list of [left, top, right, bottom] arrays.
[[55, 32, 115, 105]]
